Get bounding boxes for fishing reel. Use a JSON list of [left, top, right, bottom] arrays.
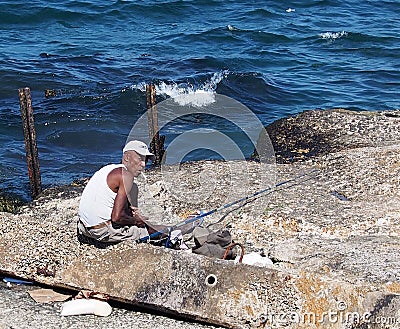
[[165, 229, 187, 250]]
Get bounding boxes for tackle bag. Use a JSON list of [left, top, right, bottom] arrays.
[[191, 227, 243, 260]]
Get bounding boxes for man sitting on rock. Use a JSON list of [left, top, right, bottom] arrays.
[[77, 140, 159, 247]]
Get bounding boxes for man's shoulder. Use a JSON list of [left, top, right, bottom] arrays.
[[106, 165, 128, 192], [107, 166, 123, 178], [108, 165, 133, 181]]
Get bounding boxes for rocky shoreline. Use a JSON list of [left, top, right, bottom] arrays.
[[1, 108, 400, 328]]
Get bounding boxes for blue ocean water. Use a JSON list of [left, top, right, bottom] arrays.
[[0, 0, 399, 200]]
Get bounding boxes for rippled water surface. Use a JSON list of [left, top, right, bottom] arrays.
[[0, 0, 399, 199]]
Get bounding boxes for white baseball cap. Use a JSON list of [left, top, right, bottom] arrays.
[[123, 140, 155, 161]]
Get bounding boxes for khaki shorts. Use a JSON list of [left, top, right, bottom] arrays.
[[77, 220, 149, 243]]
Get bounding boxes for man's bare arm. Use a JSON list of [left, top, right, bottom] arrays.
[[105, 168, 140, 225]]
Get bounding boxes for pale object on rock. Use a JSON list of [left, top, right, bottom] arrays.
[[235, 252, 274, 267], [60, 299, 112, 317]]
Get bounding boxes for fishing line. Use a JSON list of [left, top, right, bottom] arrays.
[[206, 169, 319, 228], [138, 168, 319, 244]]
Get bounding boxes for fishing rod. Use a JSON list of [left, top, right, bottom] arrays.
[[138, 169, 319, 243]]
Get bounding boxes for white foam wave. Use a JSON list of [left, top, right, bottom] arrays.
[[319, 31, 348, 40], [203, 70, 228, 91], [157, 83, 215, 107], [130, 71, 228, 107], [158, 71, 228, 107], [130, 81, 147, 92]]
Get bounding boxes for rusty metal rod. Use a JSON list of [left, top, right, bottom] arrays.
[[18, 87, 42, 199], [146, 84, 156, 157], [145, 84, 164, 165]]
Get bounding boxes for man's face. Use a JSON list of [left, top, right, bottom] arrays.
[[126, 151, 146, 177]]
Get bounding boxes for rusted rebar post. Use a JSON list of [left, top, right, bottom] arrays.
[[18, 87, 42, 199], [146, 84, 164, 165]]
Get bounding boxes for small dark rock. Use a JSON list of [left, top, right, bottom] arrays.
[[0, 192, 25, 213]]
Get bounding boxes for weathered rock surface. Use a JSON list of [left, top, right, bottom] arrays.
[[266, 108, 400, 163], [0, 109, 399, 328], [0, 279, 222, 329], [0, 191, 24, 213]]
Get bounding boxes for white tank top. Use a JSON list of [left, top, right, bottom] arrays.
[[78, 164, 126, 227]]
